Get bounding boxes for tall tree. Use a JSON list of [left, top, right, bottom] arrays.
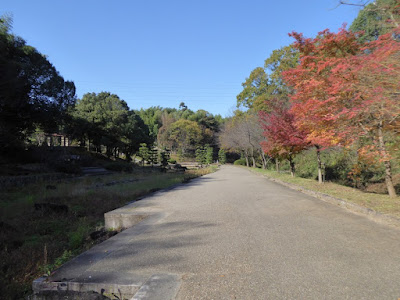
[[120, 110, 151, 161], [237, 45, 299, 112], [259, 106, 309, 177], [166, 119, 202, 155], [219, 112, 266, 168], [0, 15, 76, 153], [284, 27, 362, 183], [138, 106, 163, 140], [349, 0, 400, 42], [74, 92, 129, 155], [237, 67, 269, 111], [284, 27, 400, 196]]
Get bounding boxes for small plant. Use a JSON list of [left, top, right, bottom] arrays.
[[69, 223, 90, 249], [42, 250, 74, 275]]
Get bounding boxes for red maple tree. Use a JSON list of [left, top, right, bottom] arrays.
[[283, 27, 400, 196], [259, 105, 308, 177]]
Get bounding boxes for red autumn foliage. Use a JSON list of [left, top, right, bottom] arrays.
[[283, 26, 400, 196], [259, 105, 308, 176]]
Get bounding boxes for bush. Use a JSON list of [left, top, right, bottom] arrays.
[[293, 149, 318, 179], [234, 158, 247, 166], [168, 158, 177, 164], [103, 162, 134, 172], [293, 147, 386, 188]]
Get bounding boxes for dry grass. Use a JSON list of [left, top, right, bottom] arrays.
[[251, 168, 400, 218]]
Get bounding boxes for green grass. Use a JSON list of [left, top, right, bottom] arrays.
[[0, 166, 217, 299], [250, 167, 400, 218]]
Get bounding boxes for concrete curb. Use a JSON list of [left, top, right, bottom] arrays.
[[253, 171, 400, 229], [104, 181, 191, 230], [32, 275, 140, 299]]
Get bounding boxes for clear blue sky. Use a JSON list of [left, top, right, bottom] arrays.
[[2, 0, 362, 116]]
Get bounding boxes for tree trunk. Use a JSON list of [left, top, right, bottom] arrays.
[[252, 156, 256, 168], [316, 146, 323, 184], [260, 152, 267, 169], [125, 152, 132, 162], [289, 157, 295, 177], [244, 149, 249, 167], [377, 122, 397, 197], [276, 159, 280, 173]]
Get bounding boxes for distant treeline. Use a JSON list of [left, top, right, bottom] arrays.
[[0, 15, 224, 162]]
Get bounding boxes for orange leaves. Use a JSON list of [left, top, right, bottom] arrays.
[[283, 26, 400, 151]]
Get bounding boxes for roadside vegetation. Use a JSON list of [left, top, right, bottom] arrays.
[[251, 167, 400, 218]]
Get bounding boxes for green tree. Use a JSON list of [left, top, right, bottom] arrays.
[[0, 15, 76, 153], [159, 149, 170, 169], [206, 145, 214, 164], [350, 0, 400, 43], [120, 111, 151, 161], [264, 45, 299, 103], [218, 149, 227, 164], [167, 119, 203, 155], [138, 143, 150, 166], [236, 67, 269, 111], [195, 146, 207, 166], [138, 106, 163, 140], [73, 92, 128, 155], [148, 146, 158, 167], [237, 45, 299, 112]]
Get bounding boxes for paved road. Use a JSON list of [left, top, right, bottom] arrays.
[[43, 166, 400, 299]]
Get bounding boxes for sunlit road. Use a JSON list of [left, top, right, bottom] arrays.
[[50, 165, 400, 299]]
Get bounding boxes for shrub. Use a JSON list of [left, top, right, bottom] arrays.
[[218, 149, 227, 164], [168, 158, 176, 164], [234, 158, 247, 166]]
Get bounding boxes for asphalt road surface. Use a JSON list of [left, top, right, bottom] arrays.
[[50, 166, 400, 299]]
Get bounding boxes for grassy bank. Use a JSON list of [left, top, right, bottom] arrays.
[[0, 166, 217, 299], [250, 168, 400, 218]]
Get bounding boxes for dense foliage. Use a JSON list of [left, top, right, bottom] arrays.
[[0, 16, 76, 154]]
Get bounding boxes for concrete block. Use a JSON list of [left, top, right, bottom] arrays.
[[104, 212, 148, 230]]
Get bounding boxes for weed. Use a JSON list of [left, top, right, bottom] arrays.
[[42, 250, 74, 275], [69, 222, 91, 249]]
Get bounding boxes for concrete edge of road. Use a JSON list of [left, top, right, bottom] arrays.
[[30, 172, 212, 299], [252, 170, 400, 229]]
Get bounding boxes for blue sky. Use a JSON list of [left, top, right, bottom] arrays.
[[2, 0, 362, 116]]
